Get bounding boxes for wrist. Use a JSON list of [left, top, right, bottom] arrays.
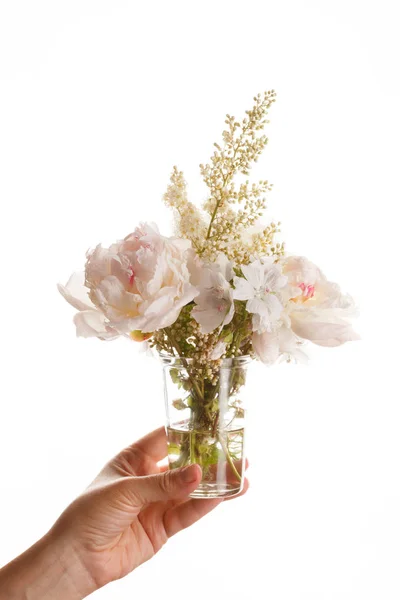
[[0, 529, 97, 600]]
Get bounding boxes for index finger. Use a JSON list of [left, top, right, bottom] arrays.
[[130, 425, 168, 463]]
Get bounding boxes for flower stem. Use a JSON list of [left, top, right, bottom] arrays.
[[190, 431, 196, 464], [163, 329, 204, 403], [218, 433, 242, 483]]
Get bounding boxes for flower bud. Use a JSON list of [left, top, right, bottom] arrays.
[[130, 330, 153, 342]]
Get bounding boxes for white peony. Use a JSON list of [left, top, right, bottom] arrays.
[[283, 256, 359, 347], [58, 223, 198, 339]]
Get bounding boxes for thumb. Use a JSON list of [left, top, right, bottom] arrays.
[[123, 464, 202, 506]]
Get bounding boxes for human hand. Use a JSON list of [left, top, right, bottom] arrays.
[[0, 426, 248, 599], [54, 425, 248, 594]]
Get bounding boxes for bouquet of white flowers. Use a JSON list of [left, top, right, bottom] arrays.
[[59, 91, 359, 498]]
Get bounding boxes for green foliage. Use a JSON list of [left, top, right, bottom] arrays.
[[172, 398, 188, 411], [170, 368, 181, 385]]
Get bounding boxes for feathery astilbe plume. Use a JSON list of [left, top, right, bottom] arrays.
[[163, 166, 207, 250], [164, 91, 282, 264], [199, 91, 279, 262]]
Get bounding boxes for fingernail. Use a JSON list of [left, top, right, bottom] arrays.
[[180, 464, 200, 483]]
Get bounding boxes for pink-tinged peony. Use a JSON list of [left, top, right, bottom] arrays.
[[191, 253, 235, 334], [283, 255, 359, 347], [233, 258, 288, 333], [58, 271, 120, 340], [58, 223, 198, 339], [252, 326, 308, 365]]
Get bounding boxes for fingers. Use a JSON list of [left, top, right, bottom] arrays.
[[158, 462, 170, 474], [125, 464, 202, 506], [110, 426, 168, 477], [129, 426, 168, 463], [164, 498, 223, 537], [163, 476, 249, 538], [163, 496, 224, 537]]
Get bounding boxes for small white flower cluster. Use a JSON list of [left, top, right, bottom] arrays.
[[59, 92, 359, 368]]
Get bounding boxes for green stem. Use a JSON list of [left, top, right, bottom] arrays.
[[211, 410, 220, 437], [218, 433, 242, 483], [163, 329, 204, 403], [190, 431, 196, 464]]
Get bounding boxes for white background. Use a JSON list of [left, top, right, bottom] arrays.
[[0, 1, 399, 599]]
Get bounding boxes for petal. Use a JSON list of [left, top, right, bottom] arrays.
[[252, 330, 280, 364], [57, 272, 94, 311], [210, 341, 227, 360], [174, 282, 199, 308], [187, 250, 207, 287], [192, 306, 225, 334], [241, 260, 264, 289], [247, 297, 270, 316], [95, 276, 140, 319], [209, 270, 228, 290], [146, 255, 166, 297], [264, 293, 284, 320], [278, 325, 297, 350], [249, 295, 283, 333], [222, 301, 235, 327], [283, 255, 322, 286], [233, 276, 255, 301], [73, 310, 119, 340], [142, 283, 198, 332], [145, 293, 173, 316], [170, 237, 192, 253], [251, 313, 265, 332], [291, 314, 360, 347], [214, 253, 234, 281], [264, 265, 287, 291], [278, 327, 309, 364]]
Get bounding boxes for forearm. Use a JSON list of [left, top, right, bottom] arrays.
[[0, 530, 96, 600]]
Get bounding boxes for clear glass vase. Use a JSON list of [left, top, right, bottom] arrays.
[[161, 355, 250, 499]]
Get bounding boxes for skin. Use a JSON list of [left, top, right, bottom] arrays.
[[0, 426, 248, 599]]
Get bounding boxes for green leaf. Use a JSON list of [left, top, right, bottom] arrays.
[[222, 330, 234, 344], [172, 398, 188, 410], [170, 368, 180, 385], [182, 379, 192, 391]]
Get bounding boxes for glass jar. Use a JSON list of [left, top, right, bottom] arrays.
[[161, 355, 251, 499]]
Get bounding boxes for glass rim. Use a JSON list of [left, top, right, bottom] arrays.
[[158, 352, 252, 367]]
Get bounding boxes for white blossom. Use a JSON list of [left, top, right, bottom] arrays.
[[191, 253, 235, 334], [233, 258, 288, 332]]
